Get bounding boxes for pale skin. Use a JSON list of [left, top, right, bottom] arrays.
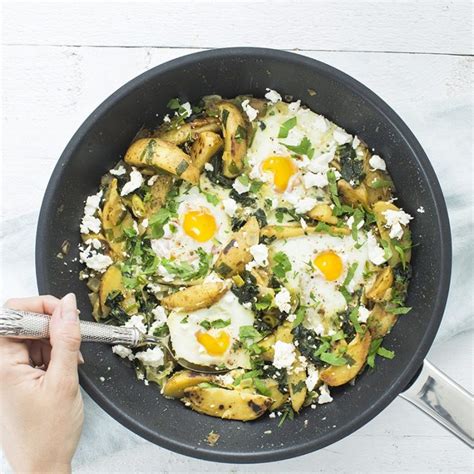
[[0, 294, 84, 473]]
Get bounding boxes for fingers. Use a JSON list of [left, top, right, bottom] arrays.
[[4, 295, 60, 314], [45, 294, 81, 391]]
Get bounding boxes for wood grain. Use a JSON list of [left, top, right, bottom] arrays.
[[3, 1, 472, 55]]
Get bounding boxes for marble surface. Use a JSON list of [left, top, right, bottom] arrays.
[[1, 1, 473, 472]]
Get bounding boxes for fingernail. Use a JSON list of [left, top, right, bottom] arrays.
[[78, 351, 85, 364], [61, 293, 78, 321]]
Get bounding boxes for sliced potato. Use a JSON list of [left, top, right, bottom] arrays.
[[372, 201, 412, 266], [307, 203, 338, 225], [367, 304, 398, 338], [98, 264, 136, 316], [319, 331, 372, 387], [101, 178, 134, 257], [161, 282, 229, 312], [260, 224, 349, 240], [337, 179, 369, 209], [124, 138, 199, 184], [163, 370, 215, 398], [217, 102, 247, 177], [275, 321, 293, 343], [366, 266, 393, 302], [288, 356, 307, 412], [154, 117, 221, 145], [190, 131, 224, 170], [183, 386, 272, 421], [144, 174, 173, 218], [258, 333, 276, 361], [215, 217, 260, 277], [262, 379, 288, 411]]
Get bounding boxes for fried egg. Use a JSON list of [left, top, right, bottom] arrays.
[[271, 232, 369, 335], [167, 290, 254, 369], [150, 188, 233, 266], [246, 102, 353, 222]]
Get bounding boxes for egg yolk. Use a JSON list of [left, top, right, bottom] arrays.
[[182, 209, 217, 242], [261, 156, 296, 192], [196, 331, 230, 356], [313, 251, 344, 281]]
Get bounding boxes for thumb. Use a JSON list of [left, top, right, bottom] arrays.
[[45, 293, 81, 390]]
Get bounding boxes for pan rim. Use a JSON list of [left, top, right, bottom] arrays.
[[35, 47, 452, 463]]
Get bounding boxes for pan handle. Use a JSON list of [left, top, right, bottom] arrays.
[[399, 359, 473, 448]]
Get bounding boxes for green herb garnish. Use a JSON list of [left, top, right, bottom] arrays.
[[278, 117, 297, 139]]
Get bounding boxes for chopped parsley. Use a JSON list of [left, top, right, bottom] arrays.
[[281, 136, 314, 158], [272, 251, 292, 280], [278, 117, 297, 139]]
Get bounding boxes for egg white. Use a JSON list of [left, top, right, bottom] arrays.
[[167, 290, 254, 369], [270, 232, 369, 335]]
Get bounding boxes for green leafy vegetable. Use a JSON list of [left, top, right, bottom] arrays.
[[281, 136, 314, 158], [338, 144, 365, 186], [278, 117, 297, 139], [272, 251, 292, 280], [319, 352, 348, 366]]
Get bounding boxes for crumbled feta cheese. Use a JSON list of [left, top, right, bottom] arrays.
[[121, 168, 144, 196], [264, 430, 272, 435], [112, 344, 134, 360], [303, 172, 328, 189], [135, 346, 164, 368], [274, 288, 291, 314], [241, 99, 258, 121], [286, 313, 296, 323], [222, 197, 238, 217], [217, 372, 234, 386], [151, 239, 172, 259], [85, 238, 102, 250], [124, 315, 147, 334], [288, 100, 301, 113], [204, 162, 214, 172], [358, 306, 371, 323], [352, 136, 361, 149], [318, 383, 333, 404], [79, 245, 113, 273], [151, 306, 167, 325], [269, 412, 276, 418], [417, 206, 425, 214], [272, 341, 296, 369], [232, 177, 251, 194], [383, 209, 413, 240], [249, 244, 269, 267], [369, 154, 387, 171], [305, 364, 320, 391], [80, 190, 103, 234], [366, 231, 387, 265], [306, 151, 334, 174], [264, 88, 282, 103], [141, 218, 149, 229], [163, 114, 171, 123], [242, 302, 252, 310], [295, 197, 317, 214], [333, 128, 352, 145], [333, 169, 342, 180], [110, 165, 126, 176], [147, 175, 158, 186], [99, 376, 105, 382], [181, 102, 192, 118], [300, 218, 308, 230]]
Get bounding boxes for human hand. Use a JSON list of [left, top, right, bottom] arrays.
[[0, 294, 84, 473]]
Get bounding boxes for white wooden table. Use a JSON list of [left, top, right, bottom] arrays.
[[1, 1, 473, 472]]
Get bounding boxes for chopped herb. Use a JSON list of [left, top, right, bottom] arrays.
[[253, 208, 267, 228], [377, 346, 395, 359], [320, 352, 348, 366], [369, 178, 392, 189], [278, 117, 297, 139], [349, 307, 364, 334], [210, 319, 231, 329], [153, 324, 169, 338], [367, 338, 395, 367], [338, 143, 365, 186], [278, 403, 295, 427], [340, 263, 358, 302], [180, 316, 189, 324], [203, 191, 219, 206], [254, 378, 271, 396], [386, 305, 412, 315], [200, 320, 211, 330], [249, 180, 264, 194], [327, 169, 342, 210], [381, 239, 393, 260], [272, 251, 292, 280], [235, 125, 247, 142], [255, 293, 273, 311], [167, 98, 181, 110], [160, 248, 211, 281], [239, 325, 262, 345], [123, 227, 138, 238], [351, 208, 365, 241], [282, 136, 314, 158], [292, 306, 306, 328], [291, 380, 306, 393]]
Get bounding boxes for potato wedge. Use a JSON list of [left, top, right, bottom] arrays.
[[275, 321, 293, 343], [215, 217, 260, 277], [262, 379, 288, 411], [366, 266, 393, 302], [372, 201, 412, 266], [124, 138, 199, 184], [337, 179, 369, 209], [288, 356, 307, 412], [101, 178, 134, 257], [190, 131, 224, 171], [367, 304, 398, 338], [307, 203, 338, 225], [183, 386, 272, 421], [161, 281, 230, 312], [319, 331, 372, 387], [260, 224, 349, 240], [217, 102, 247, 177], [163, 370, 215, 398], [144, 174, 173, 218], [154, 117, 221, 145], [258, 333, 276, 361], [98, 264, 137, 316]]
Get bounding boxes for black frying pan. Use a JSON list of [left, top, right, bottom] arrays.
[[35, 48, 471, 462]]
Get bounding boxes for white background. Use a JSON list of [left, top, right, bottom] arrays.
[[1, 1, 473, 472]]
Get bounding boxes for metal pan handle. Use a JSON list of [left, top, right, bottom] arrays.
[[400, 359, 473, 448]]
